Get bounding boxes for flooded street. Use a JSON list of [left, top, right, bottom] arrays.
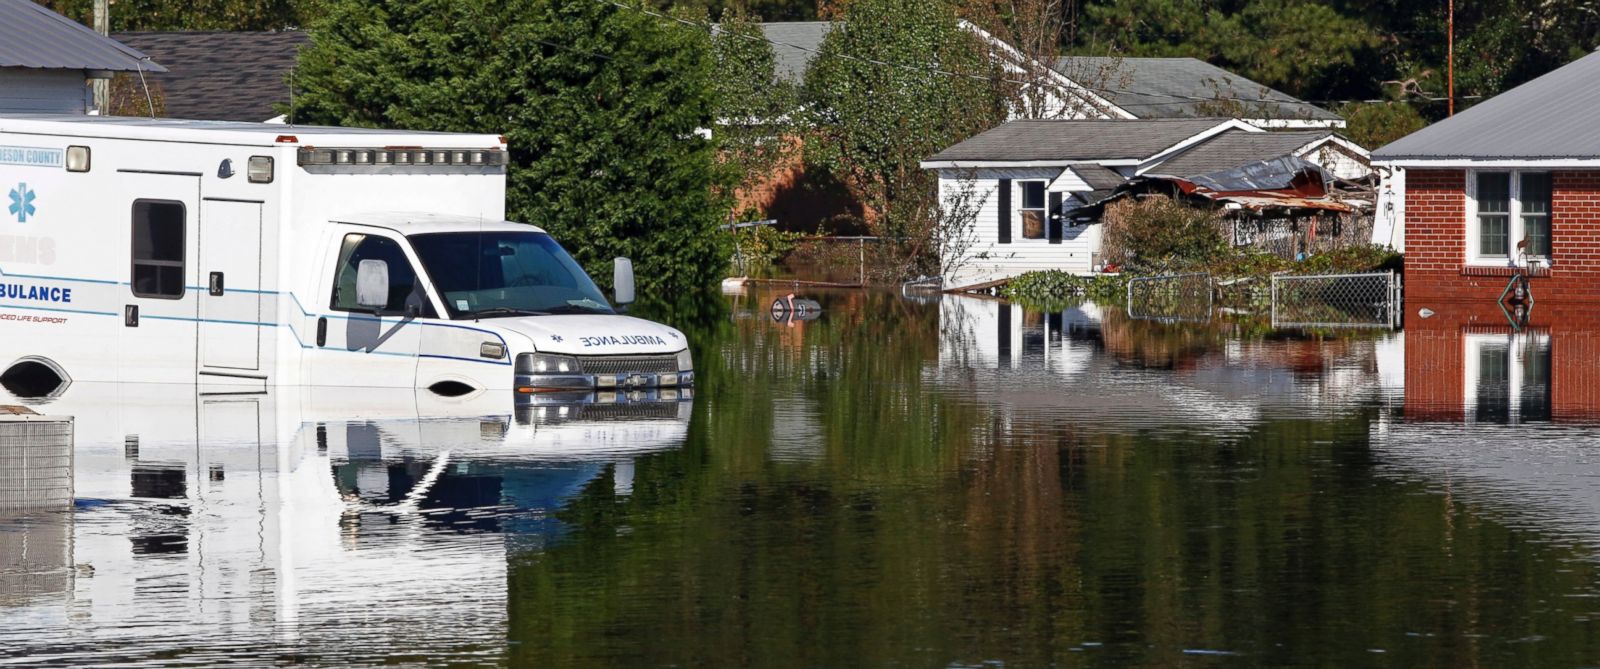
[[5, 289, 1600, 667]]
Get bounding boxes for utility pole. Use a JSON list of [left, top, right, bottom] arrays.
[[93, 0, 109, 114], [1447, 0, 1455, 116]]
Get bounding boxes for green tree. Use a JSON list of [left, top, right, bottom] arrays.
[[712, 7, 799, 214], [802, 0, 1007, 278], [290, 0, 730, 295], [1336, 100, 1427, 150], [43, 0, 306, 30]]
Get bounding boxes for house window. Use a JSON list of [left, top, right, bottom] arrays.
[[131, 200, 186, 299], [1019, 181, 1046, 239], [1521, 173, 1552, 257], [1469, 170, 1552, 263]]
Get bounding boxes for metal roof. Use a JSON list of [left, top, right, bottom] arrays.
[[114, 31, 309, 122], [1373, 50, 1600, 161], [0, 114, 499, 147], [1054, 56, 1338, 121], [923, 118, 1234, 164], [0, 0, 165, 73], [1146, 129, 1334, 178]]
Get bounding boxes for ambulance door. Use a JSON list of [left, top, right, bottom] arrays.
[[197, 199, 265, 379], [305, 229, 424, 388], [119, 172, 202, 384]]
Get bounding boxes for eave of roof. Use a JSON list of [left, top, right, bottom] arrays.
[[1373, 49, 1600, 161], [0, 0, 165, 72]]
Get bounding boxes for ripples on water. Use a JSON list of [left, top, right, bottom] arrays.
[[3, 289, 1600, 667]]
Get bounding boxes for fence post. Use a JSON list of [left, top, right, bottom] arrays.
[[858, 238, 865, 286], [1270, 274, 1277, 327]]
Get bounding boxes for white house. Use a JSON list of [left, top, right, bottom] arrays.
[[921, 119, 1371, 289], [0, 0, 166, 115]]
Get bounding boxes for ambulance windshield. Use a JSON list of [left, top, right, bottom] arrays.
[[409, 231, 615, 319]]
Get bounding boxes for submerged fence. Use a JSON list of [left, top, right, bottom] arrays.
[[1271, 271, 1402, 329], [1127, 273, 1213, 323]]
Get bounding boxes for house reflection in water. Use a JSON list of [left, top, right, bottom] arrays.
[[935, 295, 1405, 430], [1404, 303, 1600, 423]]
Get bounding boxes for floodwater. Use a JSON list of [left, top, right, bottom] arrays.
[[4, 288, 1600, 667]]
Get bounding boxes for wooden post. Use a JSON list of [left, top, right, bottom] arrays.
[[1447, 0, 1455, 116], [93, 0, 109, 114]]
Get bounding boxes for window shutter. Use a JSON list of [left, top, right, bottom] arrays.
[[997, 178, 1012, 244], [1048, 192, 1063, 244]]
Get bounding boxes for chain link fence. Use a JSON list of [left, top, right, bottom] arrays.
[[1271, 271, 1402, 329], [1127, 273, 1213, 323]]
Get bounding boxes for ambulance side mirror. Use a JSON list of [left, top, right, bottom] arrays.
[[356, 259, 391, 311], [613, 257, 636, 309]]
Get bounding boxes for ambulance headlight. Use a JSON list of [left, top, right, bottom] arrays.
[[675, 348, 693, 372], [516, 352, 579, 375]]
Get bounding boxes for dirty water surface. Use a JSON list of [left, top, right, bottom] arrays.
[[3, 288, 1600, 667]]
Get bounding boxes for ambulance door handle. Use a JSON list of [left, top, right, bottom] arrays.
[[209, 272, 225, 296], [316, 317, 328, 347]]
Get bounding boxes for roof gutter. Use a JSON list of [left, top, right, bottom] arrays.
[[1372, 157, 1600, 168], [921, 159, 1139, 170]]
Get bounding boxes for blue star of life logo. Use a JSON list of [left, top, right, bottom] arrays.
[[8, 183, 35, 223], [551, 335, 563, 342]]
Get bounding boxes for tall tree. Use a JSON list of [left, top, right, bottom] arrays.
[[290, 0, 730, 295], [803, 0, 1007, 277]]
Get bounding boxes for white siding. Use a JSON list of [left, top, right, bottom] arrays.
[[0, 69, 90, 114], [1299, 141, 1371, 181], [938, 167, 1106, 289]]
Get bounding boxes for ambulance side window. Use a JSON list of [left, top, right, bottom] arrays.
[[131, 200, 186, 299], [329, 233, 435, 317]]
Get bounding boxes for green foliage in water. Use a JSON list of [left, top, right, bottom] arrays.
[[1001, 270, 1127, 308], [288, 0, 730, 295]]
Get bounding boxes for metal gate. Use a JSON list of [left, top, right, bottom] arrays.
[[1127, 273, 1213, 323], [1271, 271, 1402, 329]]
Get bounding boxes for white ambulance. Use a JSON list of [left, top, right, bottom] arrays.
[[0, 115, 693, 402]]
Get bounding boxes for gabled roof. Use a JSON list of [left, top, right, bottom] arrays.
[[0, 0, 165, 73], [1373, 50, 1600, 161], [1146, 129, 1336, 178], [922, 118, 1237, 165], [113, 31, 310, 122], [1054, 56, 1338, 122], [759, 22, 833, 84]]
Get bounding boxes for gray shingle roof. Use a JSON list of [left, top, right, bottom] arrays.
[[1054, 56, 1338, 121], [1146, 129, 1333, 177], [924, 118, 1233, 163], [113, 31, 309, 122], [0, 0, 164, 72], [759, 22, 833, 84], [1070, 164, 1127, 189], [1373, 50, 1600, 160]]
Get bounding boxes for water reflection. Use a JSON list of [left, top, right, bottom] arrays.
[[0, 386, 689, 666], [7, 289, 1600, 666]]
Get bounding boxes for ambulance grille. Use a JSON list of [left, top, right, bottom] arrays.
[[577, 355, 678, 375]]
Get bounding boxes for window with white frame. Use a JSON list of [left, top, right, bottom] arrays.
[[1469, 171, 1552, 263], [1019, 181, 1046, 240]]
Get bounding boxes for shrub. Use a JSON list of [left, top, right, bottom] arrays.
[[1101, 195, 1228, 273]]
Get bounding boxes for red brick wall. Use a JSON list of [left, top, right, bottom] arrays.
[[1403, 302, 1600, 423], [1404, 168, 1600, 303]]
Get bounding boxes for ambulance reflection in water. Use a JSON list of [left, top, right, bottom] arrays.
[[0, 384, 690, 665]]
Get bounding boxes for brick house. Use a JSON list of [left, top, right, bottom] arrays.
[[1372, 49, 1600, 304]]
